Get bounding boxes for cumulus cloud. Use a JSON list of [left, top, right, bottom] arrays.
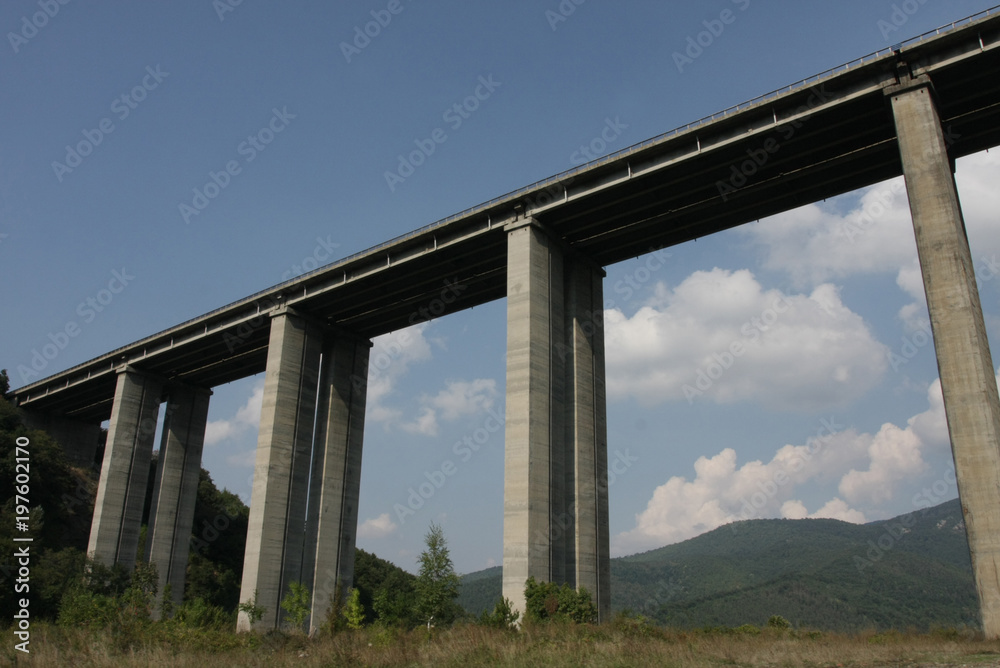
[[741, 150, 1000, 326], [358, 513, 398, 540], [401, 378, 498, 436], [366, 323, 434, 426], [612, 369, 999, 556], [604, 269, 888, 411], [205, 381, 264, 446]]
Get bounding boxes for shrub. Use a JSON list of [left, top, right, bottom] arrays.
[[524, 577, 597, 624], [479, 596, 520, 630], [767, 614, 791, 630], [280, 581, 311, 632]]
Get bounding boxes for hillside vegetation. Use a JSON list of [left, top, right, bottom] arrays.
[[459, 499, 978, 632]]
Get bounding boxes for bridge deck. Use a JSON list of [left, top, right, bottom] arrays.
[[13, 10, 1000, 422]]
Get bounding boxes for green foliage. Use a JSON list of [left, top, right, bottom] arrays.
[[0, 369, 9, 397], [414, 523, 461, 626], [735, 623, 761, 635], [524, 577, 597, 624], [355, 548, 418, 628], [280, 581, 312, 632], [768, 614, 791, 629], [344, 588, 365, 629], [478, 596, 519, 630], [173, 597, 233, 630], [238, 588, 266, 627]]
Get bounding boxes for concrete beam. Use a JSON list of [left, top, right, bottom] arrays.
[[889, 76, 1000, 638], [87, 366, 163, 570], [145, 383, 212, 616], [238, 309, 324, 632], [502, 218, 610, 621], [304, 335, 370, 634]]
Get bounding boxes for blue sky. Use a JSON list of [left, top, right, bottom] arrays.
[[4, 1, 1000, 575]]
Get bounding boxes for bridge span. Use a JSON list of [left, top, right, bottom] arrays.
[[11, 9, 1000, 634]]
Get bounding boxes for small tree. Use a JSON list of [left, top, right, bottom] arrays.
[[479, 596, 519, 630], [524, 576, 597, 624], [414, 523, 461, 626], [280, 581, 312, 632], [344, 588, 365, 629], [238, 588, 266, 627]]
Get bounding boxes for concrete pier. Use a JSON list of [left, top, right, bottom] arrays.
[[238, 308, 324, 631], [304, 335, 370, 633], [238, 308, 370, 632], [87, 366, 163, 570], [503, 217, 610, 621], [145, 383, 212, 615], [890, 75, 1000, 638]]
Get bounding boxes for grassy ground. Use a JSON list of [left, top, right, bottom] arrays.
[[8, 622, 1000, 667]]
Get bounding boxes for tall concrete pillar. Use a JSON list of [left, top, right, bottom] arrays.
[[238, 307, 324, 631], [303, 335, 370, 633], [145, 383, 212, 616], [87, 366, 163, 570], [19, 410, 102, 469], [889, 75, 1000, 638], [503, 217, 610, 621], [565, 262, 610, 619]]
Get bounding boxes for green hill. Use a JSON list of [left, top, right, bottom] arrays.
[[458, 500, 978, 631]]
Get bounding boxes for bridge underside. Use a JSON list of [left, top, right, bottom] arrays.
[[11, 12, 1000, 635]]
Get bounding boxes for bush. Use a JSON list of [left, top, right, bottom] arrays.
[[479, 596, 519, 630], [524, 577, 597, 624], [280, 581, 311, 632], [768, 614, 791, 630], [173, 598, 233, 630]]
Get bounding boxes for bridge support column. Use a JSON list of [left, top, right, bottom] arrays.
[[503, 218, 610, 622], [87, 366, 163, 570], [890, 76, 1000, 638], [304, 336, 370, 634], [238, 308, 323, 631], [238, 308, 369, 633], [145, 383, 212, 617]]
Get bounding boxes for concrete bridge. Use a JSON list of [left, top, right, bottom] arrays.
[[12, 9, 1000, 634]]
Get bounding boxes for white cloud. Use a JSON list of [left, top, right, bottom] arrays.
[[367, 323, 434, 427], [401, 378, 498, 436], [204, 381, 264, 446], [612, 369, 1000, 556], [741, 150, 1000, 326], [604, 269, 888, 411], [358, 513, 398, 540]]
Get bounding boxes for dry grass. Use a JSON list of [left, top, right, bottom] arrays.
[[8, 622, 1000, 667]]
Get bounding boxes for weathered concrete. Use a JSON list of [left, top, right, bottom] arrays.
[[889, 75, 1000, 638], [87, 366, 163, 570], [565, 261, 610, 620], [145, 383, 212, 616], [303, 335, 370, 633], [238, 308, 324, 631], [503, 217, 610, 621], [19, 410, 102, 468]]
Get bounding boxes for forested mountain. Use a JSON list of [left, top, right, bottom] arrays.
[[459, 499, 978, 632]]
